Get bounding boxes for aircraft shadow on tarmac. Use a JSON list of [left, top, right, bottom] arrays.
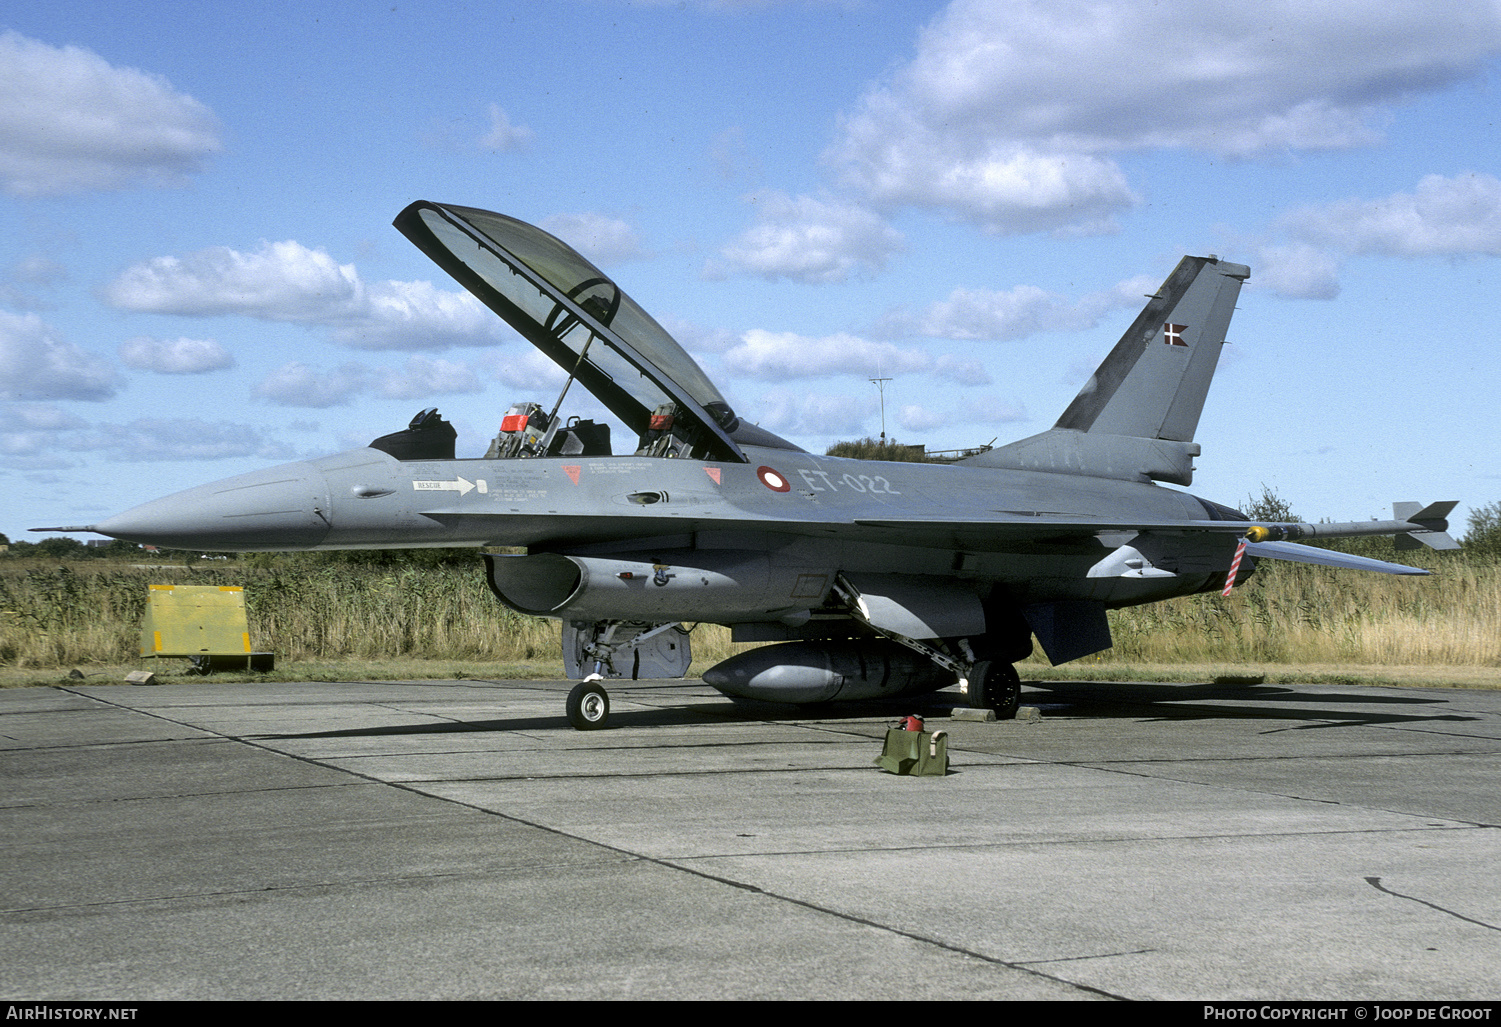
[[1016, 680, 1472, 731], [252, 679, 1470, 740]]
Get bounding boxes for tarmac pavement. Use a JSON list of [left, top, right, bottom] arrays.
[[1, 675, 1498, 1001]]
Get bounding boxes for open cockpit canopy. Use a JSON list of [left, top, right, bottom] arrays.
[[395, 201, 771, 463]]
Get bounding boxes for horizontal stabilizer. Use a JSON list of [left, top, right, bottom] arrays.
[[961, 428, 1199, 486], [1244, 541, 1430, 576]]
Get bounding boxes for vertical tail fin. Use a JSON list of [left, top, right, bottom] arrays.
[[1057, 255, 1250, 442], [964, 256, 1250, 485]]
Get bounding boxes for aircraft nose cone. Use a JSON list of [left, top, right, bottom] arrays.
[[95, 463, 332, 551]]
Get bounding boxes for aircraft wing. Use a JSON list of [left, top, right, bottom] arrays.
[[412, 506, 1455, 560], [852, 511, 1455, 556], [1243, 540, 1430, 575], [852, 516, 1248, 535], [416, 510, 1223, 551]]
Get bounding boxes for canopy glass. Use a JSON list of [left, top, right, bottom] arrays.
[[395, 201, 744, 461]]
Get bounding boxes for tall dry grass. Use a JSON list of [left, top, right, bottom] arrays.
[[1099, 553, 1501, 666], [0, 558, 747, 672], [1, 550, 1497, 672], [0, 560, 543, 668]]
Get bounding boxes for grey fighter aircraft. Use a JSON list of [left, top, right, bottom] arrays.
[[42, 202, 1460, 729]]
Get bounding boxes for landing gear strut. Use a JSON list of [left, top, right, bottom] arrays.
[[828, 573, 1025, 719], [965, 660, 1021, 720]]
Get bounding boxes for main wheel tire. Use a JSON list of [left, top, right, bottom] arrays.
[[965, 660, 995, 710], [991, 661, 1021, 720], [567, 681, 610, 730], [968, 660, 1021, 720]]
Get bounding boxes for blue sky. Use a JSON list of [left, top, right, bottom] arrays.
[[3, 0, 1499, 544]]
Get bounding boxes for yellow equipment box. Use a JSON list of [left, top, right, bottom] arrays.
[[140, 584, 273, 672]]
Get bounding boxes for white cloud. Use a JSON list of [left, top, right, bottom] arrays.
[[64, 418, 296, 462], [1247, 172, 1501, 298], [957, 393, 1028, 424], [482, 349, 570, 392], [351, 278, 501, 350], [888, 393, 1032, 432], [891, 284, 1075, 340], [7, 404, 89, 431], [0, 433, 40, 458], [7, 413, 298, 464], [104, 240, 502, 350], [118, 336, 234, 374], [753, 390, 875, 435], [1, 254, 68, 311], [541, 212, 648, 265], [376, 356, 484, 401], [877, 275, 1154, 341], [0, 31, 220, 196], [253, 362, 371, 408], [715, 191, 903, 283], [828, 0, 1501, 235], [0, 403, 91, 460], [656, 315, 739, 356], [11, 254, 66, 287], [0, 431, 70, 461], [1281, 173, 1501, 257], [0, 311, 117, 401], [624, 0, 822, 9], [835, 123, 1137, 236], [718, 327, 1008, 384], [254, 356, 488, 408], [931, 354, 991, 385], [897, 404, 945, 433], [722, 329, 931, 380], [106, 240, 362, 318], [478, 104, 534, 151], [890, 395, 1028, 434], [1254, 244, 1343, 300]]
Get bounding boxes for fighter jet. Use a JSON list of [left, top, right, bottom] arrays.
[[44, 202, 1459, 729]]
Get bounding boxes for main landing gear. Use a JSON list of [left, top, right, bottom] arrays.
[[827, 573, 1025, 720], [964, 660, 1022, 720]]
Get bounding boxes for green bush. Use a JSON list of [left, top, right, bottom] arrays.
[[1465, 501, 1501, 561]]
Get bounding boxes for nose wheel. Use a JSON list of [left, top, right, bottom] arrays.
[[567, 679, 611, 730]]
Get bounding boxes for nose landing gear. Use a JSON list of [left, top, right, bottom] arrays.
[[567, 678, 611, 730]]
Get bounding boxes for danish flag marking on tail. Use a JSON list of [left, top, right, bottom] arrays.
[[1164, 323, 1188, 346]]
